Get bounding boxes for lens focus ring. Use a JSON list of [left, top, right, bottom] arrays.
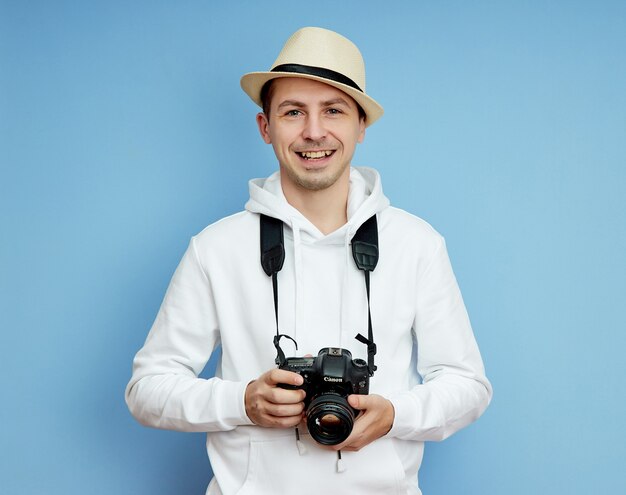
[[306, 393, 355, 446]]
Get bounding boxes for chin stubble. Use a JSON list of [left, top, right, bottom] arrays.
[[285, 162, 349, 192]]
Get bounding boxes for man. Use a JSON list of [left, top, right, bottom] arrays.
[[126, 27, 492, 494]]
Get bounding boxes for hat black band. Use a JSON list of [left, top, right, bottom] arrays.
[[271, 64, 363, 93]]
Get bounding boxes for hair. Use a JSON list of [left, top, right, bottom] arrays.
[[260, 80, 275, 119], [260, 79, 366, 123]]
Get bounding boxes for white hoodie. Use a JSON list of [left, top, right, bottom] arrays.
[[126, 167, 492, 495]]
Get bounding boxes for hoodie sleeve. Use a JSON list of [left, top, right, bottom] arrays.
[[388, 237, 492, 441], [125, 238, 254, 432]]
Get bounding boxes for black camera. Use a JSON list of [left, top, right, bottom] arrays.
[[279, 347, 370, 445]]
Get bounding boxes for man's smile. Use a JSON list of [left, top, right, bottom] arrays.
[[296, 150, 336, 160]]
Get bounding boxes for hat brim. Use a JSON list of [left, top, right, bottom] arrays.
[[240, 71, 384, 127]]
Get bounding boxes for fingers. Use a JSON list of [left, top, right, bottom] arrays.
[[330, 394, 395, 452], [245, 369, 306, 428], [263, 368, 304, 388]]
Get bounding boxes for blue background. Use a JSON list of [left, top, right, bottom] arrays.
[[1, 1, 625, 493]]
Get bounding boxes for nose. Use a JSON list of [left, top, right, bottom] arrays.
[[302, 114, 327, 141]]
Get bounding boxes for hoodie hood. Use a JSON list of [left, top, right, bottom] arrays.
[[245, 166, 390, 243], [245, 166, 390, 372]]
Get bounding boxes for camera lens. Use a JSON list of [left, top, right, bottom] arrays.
[[306, 393, 355, 445]]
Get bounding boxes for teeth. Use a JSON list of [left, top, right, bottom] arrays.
[[300, 150, 333, 159]]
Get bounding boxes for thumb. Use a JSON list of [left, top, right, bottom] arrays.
[[348, 394, 366, 410]]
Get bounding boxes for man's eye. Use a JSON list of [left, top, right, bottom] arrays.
[[286, 110, 302, 117], [327, 108, 342, 115]]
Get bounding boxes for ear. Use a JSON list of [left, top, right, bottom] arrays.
[[256, 112, 272, 144], [357, 117, 366, 144]]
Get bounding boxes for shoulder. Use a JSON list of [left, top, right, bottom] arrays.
[[375, 207, 445, 269], [379, 206, 443, 244], [192, 210, 258, 253]]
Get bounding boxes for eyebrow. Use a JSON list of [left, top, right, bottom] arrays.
[[277, 99, 306, 110], [321, 97, 351, 107], [276, 97, 352, 110]]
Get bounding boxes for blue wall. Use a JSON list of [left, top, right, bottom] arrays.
[[1, 1, 625, 493]]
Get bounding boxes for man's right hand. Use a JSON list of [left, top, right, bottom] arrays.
[[245, 369, 306, 428]]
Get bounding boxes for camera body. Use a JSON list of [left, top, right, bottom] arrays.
[[279, 347, 370, 445]]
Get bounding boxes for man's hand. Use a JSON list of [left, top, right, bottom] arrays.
[[245, 369, 306, 428], [331, 394, 395, 451]]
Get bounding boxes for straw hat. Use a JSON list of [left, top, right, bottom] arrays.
[[240, 27, 384, 127]]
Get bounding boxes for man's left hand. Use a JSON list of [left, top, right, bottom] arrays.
[[331, 394, 395, 451]]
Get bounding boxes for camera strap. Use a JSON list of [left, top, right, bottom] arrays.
[[259, 214, 295, 367], [260, 214, 379, 375], [351, 215, 378, 376]]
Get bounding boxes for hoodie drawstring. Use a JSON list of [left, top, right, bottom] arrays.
[[293, 428, 347, 473], [339, 230, 354, 346], [295, 426, 307, 455], [336, 450, 346, 473], [291, 220, 303, 345]]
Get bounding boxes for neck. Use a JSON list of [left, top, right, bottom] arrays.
[[281, 169, 350, 235]]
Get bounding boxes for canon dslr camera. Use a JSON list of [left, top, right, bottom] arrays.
[[279, 347, 369, 445]]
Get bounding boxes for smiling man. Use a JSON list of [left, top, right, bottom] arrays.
[[126, 27, 492, 495], [257, 77, 366, 234]]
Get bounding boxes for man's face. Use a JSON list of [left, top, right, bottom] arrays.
[[257, 78, 366, 193]]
